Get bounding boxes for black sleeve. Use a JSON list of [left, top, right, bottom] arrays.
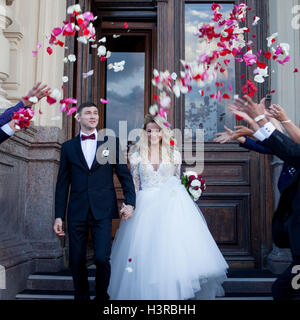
[[261, 130, 300, 170], [113, 138, 136, 208], [55, 143, 71, 220], [0, 128, 10, 144]]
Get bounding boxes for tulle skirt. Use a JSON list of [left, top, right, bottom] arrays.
[[108, 176, 229, 300]]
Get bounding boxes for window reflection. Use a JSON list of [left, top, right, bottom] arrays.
[[185, 3, 235, 142], [106, 52, 145, 136]]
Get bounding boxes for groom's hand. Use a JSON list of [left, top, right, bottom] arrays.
[[120, 204, 134, 221], [53, 218, 65, 237]]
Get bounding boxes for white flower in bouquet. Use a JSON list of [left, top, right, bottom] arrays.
[[184, 171, 198, 177], [190, 179, 201, 187], [189, 187, 202, 201]]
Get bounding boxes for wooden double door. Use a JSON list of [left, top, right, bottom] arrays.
[[66, 0, 273, 269]]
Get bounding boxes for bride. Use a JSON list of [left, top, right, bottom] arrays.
[[108, 114, 229, 300]]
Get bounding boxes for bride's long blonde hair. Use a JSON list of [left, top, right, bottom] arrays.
[[129, 114, 179, 167]]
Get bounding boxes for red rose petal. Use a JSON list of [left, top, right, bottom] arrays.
[[235, 115, 244, 121], [257, 61, 267, 69], [222, 93, 231, 99], [47, 47, 53, 55]]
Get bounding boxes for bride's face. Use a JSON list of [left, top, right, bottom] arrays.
[[146, 122, 162, 146]]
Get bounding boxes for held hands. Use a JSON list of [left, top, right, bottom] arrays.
[[120, 203, 134, 221], [53, 218, 65, 237], [22, 82, 51, 107]]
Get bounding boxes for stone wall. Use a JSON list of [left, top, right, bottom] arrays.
[[0, 0, 68, 300]]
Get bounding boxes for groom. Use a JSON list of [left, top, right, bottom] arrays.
[[54, 102, 136, 301]]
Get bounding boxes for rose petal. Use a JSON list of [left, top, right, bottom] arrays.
[[68, 54, 76, 62], [47, 47, 53, 55], [82, 70, 94, 78], [67, 107, 77, 116], [100, 98, 109, 104]]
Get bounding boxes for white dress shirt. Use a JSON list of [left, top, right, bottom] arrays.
[[1, 123, 15, 136], [253, 122, 276, 142], [80, 129, 97, 169]]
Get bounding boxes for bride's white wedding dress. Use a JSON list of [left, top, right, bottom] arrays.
[[108, 151, 229, 300]]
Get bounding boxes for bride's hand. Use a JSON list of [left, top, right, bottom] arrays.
[[120, 204, 134, 220]]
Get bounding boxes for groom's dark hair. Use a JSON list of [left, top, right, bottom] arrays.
[[77, 102, 98, 115]]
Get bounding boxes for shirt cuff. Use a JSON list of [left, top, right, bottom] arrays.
[[253, 122, 276, 141], [1, 123, 14, 136]]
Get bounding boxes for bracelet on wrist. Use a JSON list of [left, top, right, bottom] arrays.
[[281, 119, 292, 124], [254, 114, 266, 123]]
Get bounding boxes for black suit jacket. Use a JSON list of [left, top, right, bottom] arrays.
[[0, 128, 10, 144], [55, 135, 136, 221], [261, 129, 300, 256]]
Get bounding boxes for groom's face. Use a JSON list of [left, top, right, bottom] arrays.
[[77, 106, 99, 130]]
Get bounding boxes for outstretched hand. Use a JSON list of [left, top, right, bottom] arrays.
[[232, 95, 266, 120], [214, 125, 254, 144], [22, 82, 51, 106], [268, 104, 289, 122]]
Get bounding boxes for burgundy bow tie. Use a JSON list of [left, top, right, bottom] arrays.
[[81, 133, 96, 141]]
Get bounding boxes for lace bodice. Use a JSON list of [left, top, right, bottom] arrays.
[[129, 151, 182, 192]]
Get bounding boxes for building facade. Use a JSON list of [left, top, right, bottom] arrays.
[[0, 0, 299, 299]]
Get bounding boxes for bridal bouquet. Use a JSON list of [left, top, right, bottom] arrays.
[[181, 171, 206, 202]]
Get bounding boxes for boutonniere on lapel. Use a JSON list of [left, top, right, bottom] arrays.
[[101, 147, 110, 158]]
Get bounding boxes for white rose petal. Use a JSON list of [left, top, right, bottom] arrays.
[[29, 96, 38, 104], [171, 72, 177, 80], [62, 76, 69, 83], [68, 54, 77, 62], [98, 37, 106, 43], [149, 104, 159, 116], [97, 45, 106, 56], [173, 85, 180, 98], [77, 36, 88, 44], [51, 88, 62, 101], [160, 96, 171, 108]]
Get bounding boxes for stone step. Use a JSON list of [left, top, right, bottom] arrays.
[[16, 267, 277, 300], [15, 289, 273, 301], [26, 274, 276, 295]]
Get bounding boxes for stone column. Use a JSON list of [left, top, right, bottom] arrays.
[[0, 0, 13, 108], [2, 0, 23, 104]]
